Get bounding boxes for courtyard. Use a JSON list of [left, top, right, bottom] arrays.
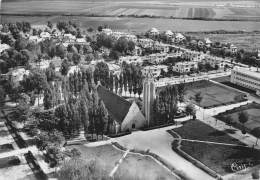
[[216, 102, 260, 133]]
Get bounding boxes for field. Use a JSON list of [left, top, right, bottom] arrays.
[[216, 102, 260, 133], [1, 0, 260, 21], [66, 144, 177, 180], [170, 120, 260, 175], [187, 32, 260, 50], [2, 15, 260, 34], [186, 80, 247, 108]]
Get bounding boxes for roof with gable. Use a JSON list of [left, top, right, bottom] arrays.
[[97, 85, 132, 124]]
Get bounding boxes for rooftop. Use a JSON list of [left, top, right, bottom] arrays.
[[97, 85, 131, 124], [233, 67, 260, 78]]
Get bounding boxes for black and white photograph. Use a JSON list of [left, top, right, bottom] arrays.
[[0, 0, 260, 179]]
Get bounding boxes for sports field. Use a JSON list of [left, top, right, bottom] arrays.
[[186, 80, 247, 108], [1, 0, 260, 21]]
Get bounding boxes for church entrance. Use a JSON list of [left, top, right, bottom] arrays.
[[132, 123, 136, 129]]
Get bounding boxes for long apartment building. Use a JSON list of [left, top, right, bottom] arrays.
[[231, 67, 260, 95]]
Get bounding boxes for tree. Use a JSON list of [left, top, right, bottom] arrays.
[[43, 85, 53, 110], [113, 37, 128, 54], [185, 103, 196, 119], [251, 127, 260, 145], [72, 53, 81, 65], [47, 21, 53, 29], [85, 53, 94, 62], [194, 92, 203, 108], [177, 83, 187, 102], [93, 62, 109, 86], [109, 50, 121, 60], [15, 37, 28, 51], [0, 86, 6, 107], [225, 115, 233, 128], [60, 59, 70, 76], [56, 44, 67, 59], [239, 111, 249, 134]]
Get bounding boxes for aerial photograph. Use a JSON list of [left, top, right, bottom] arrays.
[[0, 0, 260, 180]]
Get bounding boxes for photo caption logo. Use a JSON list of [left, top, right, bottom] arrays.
[[231, 160, 255, 172]]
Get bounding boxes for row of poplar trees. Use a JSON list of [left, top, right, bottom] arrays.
[[43, 68, 110, 140], [93, 61, 144, 98], [153, 83, 187, 126]]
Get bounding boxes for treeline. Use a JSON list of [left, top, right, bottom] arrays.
[[153, 83, 187, 126], [93, 61, 143, 97]]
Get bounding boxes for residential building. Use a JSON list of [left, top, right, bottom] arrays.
[[231, 67, 260, 95], [138, 38, 154, 48], [230, 44, 238, 54], [111, 32, 137, 42], [119, 56, 143, 65], [147, 28, 159, 37], [97, 85, 146, 133], [107, 63, 121, 75], [7, 67, 30, 85], [174, 33, 186, 43], [142, 65, 168, 77], [198, 40, 205, 48], [145, 53, 169, 64], [173, 61, 198, 73], [0, 43, 10, 53], [203, 55, 226, 69], [63, 33, 76, 43], [28, 35, 42, 43], [132, 46, 142, 56], [205, 38, 212, 47], [101, 28, 113, 36], [40, 32, 51, 40], [153, 42, 170, 53], [164, 30, 174, 38]]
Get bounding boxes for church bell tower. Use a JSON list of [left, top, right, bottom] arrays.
[[143, 70, 155, 127]]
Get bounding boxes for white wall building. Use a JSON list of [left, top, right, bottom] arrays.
[[173, 61, 198, 73], [142, 65, 168, 77], [145, 53, 169, 64], [119, 56, 143, 65], [138, 38, 154, 48], [231, 67, 260, 95], [203, 55, 226, 69], [0, 43, 10, 53]]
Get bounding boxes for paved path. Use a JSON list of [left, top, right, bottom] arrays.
[[172, 136, 249, 147], [0, 146, 37, 159], [109, 149, 129, 177], [113, 126, 215, 180], [195, 101, 260, 149]]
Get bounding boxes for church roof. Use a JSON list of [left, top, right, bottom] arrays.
[[97, 85, 132, 124]]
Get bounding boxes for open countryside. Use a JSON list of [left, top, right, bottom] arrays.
[[2, 0, 260, 21]]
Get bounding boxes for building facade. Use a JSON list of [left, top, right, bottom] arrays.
[[231, 67, 260, 95], [143, 73, 156, 127]]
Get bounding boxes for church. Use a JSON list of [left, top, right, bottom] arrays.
[[97, 84, 146, 134]]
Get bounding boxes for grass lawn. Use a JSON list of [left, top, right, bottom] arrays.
[[170, 120, 260, 175], [0, 156, 20, 169], [67, 144, 176, 180], [216, 103, 260, 133], [173, 120, 244, 145], [180, 141, 260, 175], [186, 80, 246, 108], [0, 144, 14, 153]]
